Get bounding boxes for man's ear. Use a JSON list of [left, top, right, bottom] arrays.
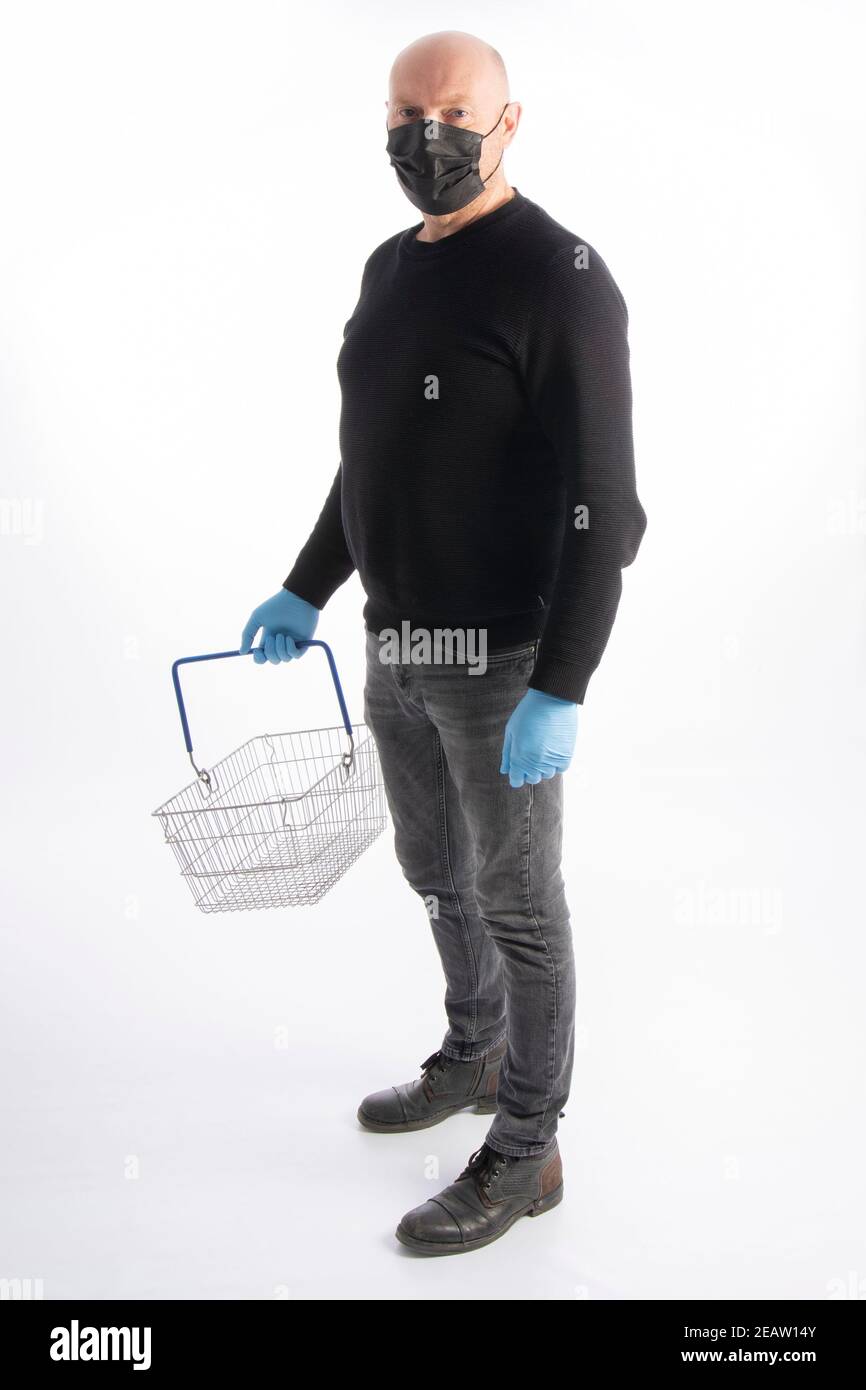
[[502, 102, 522, 148]]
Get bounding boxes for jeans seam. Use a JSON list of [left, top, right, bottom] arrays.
[[486, 786, 559, 1155], [433, 730, 479, 1058], [524, 783, 558, 1144]]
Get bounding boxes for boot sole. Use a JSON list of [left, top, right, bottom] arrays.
[[395, 1183, 564, 1255], [357, 1095, 498, 1133]]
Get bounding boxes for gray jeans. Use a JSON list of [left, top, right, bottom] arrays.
[[362, 628, 576, 1157]]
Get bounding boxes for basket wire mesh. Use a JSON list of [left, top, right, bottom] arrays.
[[153, 642, 386, 911]]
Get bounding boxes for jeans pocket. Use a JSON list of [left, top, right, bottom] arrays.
[[483, 640, 539, 668]]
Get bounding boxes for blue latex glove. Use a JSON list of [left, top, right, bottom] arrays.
[[239, 588, 320, 665], [500, 688, 578, 789]]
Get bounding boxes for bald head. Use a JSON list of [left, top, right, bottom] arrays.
[[389, 31, 510, 115]]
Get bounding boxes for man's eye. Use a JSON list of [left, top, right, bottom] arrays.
[[397, 108, 418, 120], [448, 110, 470, 120]]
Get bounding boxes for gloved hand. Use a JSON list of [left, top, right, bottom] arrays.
[[500, 688, 578, 789], [239, 588, 320, 665]]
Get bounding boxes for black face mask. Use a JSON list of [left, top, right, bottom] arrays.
[[386, 105, 509, 215]]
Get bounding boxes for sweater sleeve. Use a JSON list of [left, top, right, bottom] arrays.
[[518, 243, 646, 704], [282, 247, 390, 610], [283, 463, 356, 609]]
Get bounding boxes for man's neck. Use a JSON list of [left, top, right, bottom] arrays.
[[415, 178, 516, 244]]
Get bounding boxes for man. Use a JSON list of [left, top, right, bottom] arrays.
[[241, 30, 646, 1256]]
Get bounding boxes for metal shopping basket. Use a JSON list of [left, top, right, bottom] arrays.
[[152, 640, 386, 912]]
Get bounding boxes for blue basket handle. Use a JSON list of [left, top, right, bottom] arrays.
[[171, 639, 355, 790]]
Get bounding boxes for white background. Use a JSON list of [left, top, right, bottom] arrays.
[[1, 0, 864, 1300]]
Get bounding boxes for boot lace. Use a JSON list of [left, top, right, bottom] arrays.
[[459, 1143, 508, 1192], [419, 1050, 453, 1095], [419, 1050, 453, 1085]]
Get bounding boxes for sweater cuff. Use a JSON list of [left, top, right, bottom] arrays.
[[282, 565, 334, 613], [529, 654, 592, 705]]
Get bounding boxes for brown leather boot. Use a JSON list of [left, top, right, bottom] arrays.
[[396, 1140, 563, 1255], [357, 1040, 506, 1133]]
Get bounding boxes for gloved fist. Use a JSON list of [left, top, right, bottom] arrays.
[[500, 688, 578, 789], [240, 588, 320, 665]]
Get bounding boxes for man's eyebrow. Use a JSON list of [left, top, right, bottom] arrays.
[[390, 95, 474, 107]]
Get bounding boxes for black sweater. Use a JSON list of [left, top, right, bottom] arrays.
[[285, 189, 646, 703]]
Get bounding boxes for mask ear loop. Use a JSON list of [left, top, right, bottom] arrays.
[[482, 102, 512, 140], [480, 102, 512, 185]]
